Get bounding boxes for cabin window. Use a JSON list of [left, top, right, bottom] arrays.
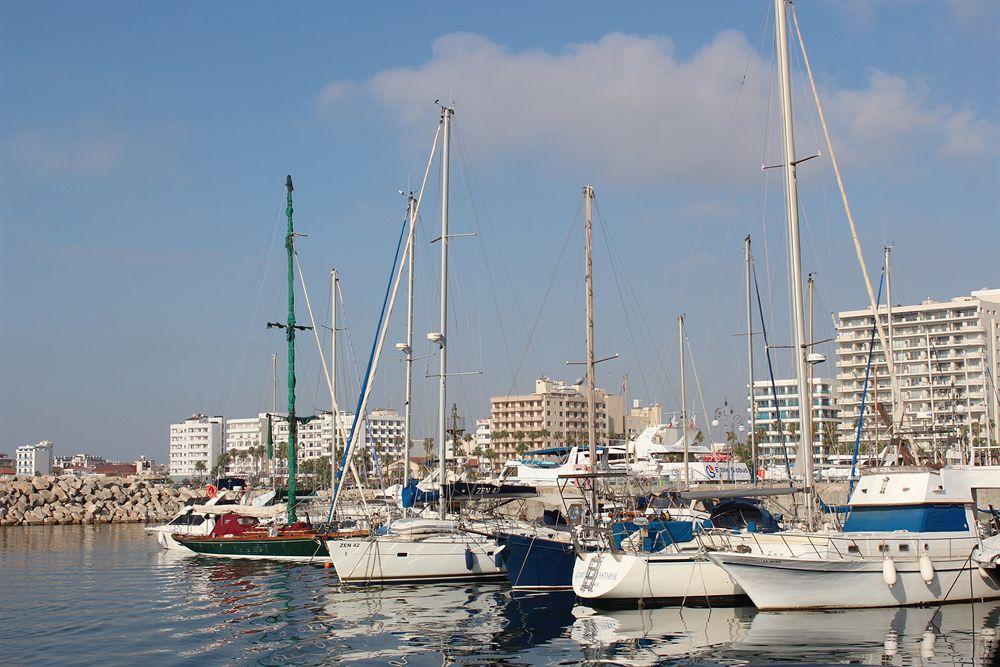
[[397, 552, 408, 557], [898, 544, 910, 552], [847, 545, 859, 554], [878, 544, 890, 552]]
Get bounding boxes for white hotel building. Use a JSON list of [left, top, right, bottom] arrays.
[[168, 414, 224, 478], [16, 440, 53, 476], [203, 409, 407, 476], [749, 378, 839, 468], [835, 288, 1000, 461]]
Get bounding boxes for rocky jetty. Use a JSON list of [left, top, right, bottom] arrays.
[[0, 476, 199, 526]]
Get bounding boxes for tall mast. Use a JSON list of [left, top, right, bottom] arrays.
[[272, 353, 278, 414], [745, 236, 756, 483], [926, 330, 936, 461], [883, 246, 894, 421], [330, 268, 339, 482], [283, 175, 299, 524], [583, 184, 598, 516], [679, 315, 689, 487], [775, 0, 814, 527], [437, 106, 453, 519], [808, 273, 815, 458], [402, 193, 416, 502]]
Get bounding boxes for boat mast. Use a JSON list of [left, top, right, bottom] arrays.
[[265, 175, 305, 525], [437, 106, 453, 520], [745, 236, 756, 483], [679, 315, 689, 487], [583, 184, 598, 517], [330, 268, 339, 482], [775, 0, 814, 527], [402, 192, 416, 504], [268, 352, 276, 480], [883, 245, 894, 426]]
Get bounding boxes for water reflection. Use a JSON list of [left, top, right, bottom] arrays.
[[2, 525, 997, 665], [725, 601, 1000, 665], [571, 605, 754, 665]]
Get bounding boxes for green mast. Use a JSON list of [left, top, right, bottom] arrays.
[[268, 175, 307, 525], [283, 175, 298, 525]]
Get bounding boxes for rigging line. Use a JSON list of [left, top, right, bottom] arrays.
[[329, 217, 409, 519], [452, 121, 541, 379], [593, 202, 653, 403], [849, 270, 885, 495], [595, 201, 678, 406], [752, 259, 794, 484], [337, 281, 363, 404], [563, 231, 584, 378], [789, 3, 900, 424], [294, 248, 367, 500], [684, 330, 714, 440], [760, 10, 777, 331], [669, 0, 764, 322], [704, 0, 776, 381], [504, 202, 582, 396], [222, 189, 285, 415]]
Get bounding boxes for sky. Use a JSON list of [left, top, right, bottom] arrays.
[[1, 0, 998, 463]]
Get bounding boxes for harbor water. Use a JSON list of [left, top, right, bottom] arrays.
[[2, 524, 997, 665]]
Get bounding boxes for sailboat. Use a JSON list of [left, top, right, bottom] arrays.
[[326, 105, 505, 584], [706, 0, 1000, 609], [494, 185, 604, 591], [175, 176, 329, 562]]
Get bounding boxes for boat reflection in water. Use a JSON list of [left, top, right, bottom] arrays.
[[723, 600, 999, 665], [571, 605, 754, 665]]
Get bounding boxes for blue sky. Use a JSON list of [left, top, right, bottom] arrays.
[[2, 1, 997, 462]]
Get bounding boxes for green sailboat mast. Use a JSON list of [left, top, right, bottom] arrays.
[[268, 175, 309, 525]]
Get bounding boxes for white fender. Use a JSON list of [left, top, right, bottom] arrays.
[[920, 630, 936, 660], [919, 553, 934, 584], [884, 630, 898, 656], [882, 556, 897, 587]]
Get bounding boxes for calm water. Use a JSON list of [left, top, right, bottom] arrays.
[[1, 524, 997, 665]]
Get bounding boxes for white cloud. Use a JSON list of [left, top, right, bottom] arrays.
[[317, 80, 360, 113], [941, 109, 999, 157], [318, 31, 998, 182], [8, 129, 123, 174]]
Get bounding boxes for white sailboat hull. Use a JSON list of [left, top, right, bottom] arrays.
[[572, 550, 743, 603], [708, 552, 1000, 610], [327, 531, 505, 584]]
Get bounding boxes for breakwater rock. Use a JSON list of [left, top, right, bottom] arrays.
[[0, 476, 198, 526]]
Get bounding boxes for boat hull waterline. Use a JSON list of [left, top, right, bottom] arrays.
[[175, 535, 328, 562], [327, 534, 506, 584], [498, 532, 576, 591], [708, 552, 1000, 610], [573, 550, 746, 606]]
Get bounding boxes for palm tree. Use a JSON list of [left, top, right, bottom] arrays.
[[194, 460, 207, 483]]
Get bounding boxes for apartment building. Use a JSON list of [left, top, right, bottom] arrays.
[[16, 441, 53, 476], [168, 415, 224, 478], [220, 408, 406, 474], [489, 377, 622, 460], [835, 288, 1000, 460], [749, 378, 839, 467], [625, 401, 664, 440]]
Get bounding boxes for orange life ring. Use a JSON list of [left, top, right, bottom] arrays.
[[206, 484, 218, 498]]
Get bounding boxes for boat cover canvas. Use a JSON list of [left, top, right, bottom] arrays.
[[843, 503, 969, 533]]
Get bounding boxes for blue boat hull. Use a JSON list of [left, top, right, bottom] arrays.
[[498, 532, 576, 590]]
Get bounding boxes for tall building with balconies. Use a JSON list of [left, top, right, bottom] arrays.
[[749, 378, 839, 468], [168, 415, 224, 478], [16, 441, 53, 476], [489, 377, 621, 460], [835, 288, 1000, 461]]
